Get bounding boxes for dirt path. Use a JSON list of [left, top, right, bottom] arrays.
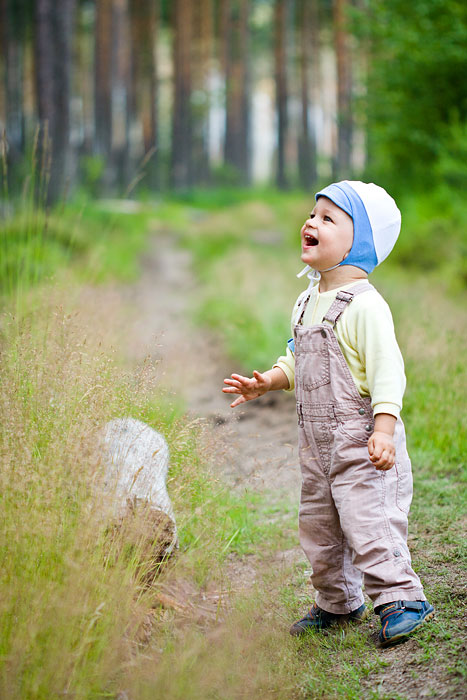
[[124, 233, 302, 499]]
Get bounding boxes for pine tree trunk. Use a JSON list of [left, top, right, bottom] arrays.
[[53, 0, 76, 197], [192, 0, 213, 184], [333, 0, 352, 178], [75, 3, 95, 158], [34, 0, 76, 204], [34, 0, 55, 202], [274, 0, 288, 189], [129, 0, 159, 188], [0, 0, 25, 171], [171, 0, 193, 189], [218, 0, 229, 78], [94, 0, 113, 188], [224, 0, 250, 183], [298, 0, 317, 189], [111, 0, 131, 191]]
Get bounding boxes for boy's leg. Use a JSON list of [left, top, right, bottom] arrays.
[[332, 420, 426, 607], [299, 424, 364, 615]]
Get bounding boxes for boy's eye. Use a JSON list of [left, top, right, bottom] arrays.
[[324, 215, 333, 222], [309, 213, 315, 219]]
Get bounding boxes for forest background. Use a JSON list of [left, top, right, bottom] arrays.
[[1, 0, 466, 201], [1, 1, 466, 699]]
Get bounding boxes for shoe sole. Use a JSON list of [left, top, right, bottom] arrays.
[[379, 609, 435, 648]]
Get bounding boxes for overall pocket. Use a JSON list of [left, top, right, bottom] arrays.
[[337, 419, 373, 446], [295, 337, 331, 391], [395, 459, 413, 514]]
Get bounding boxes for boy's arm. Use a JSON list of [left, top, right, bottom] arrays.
[[223, 367, 289, 408]]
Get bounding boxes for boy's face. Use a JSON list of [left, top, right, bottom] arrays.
[[300, 197, 354, 271]]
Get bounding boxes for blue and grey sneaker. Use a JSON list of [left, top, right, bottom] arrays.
[[376, 600, 435, 647], [290, 602, 369, 636]]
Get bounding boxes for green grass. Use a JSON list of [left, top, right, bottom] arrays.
[[1, 184, 466, 698], [1, 199, 157, 300]]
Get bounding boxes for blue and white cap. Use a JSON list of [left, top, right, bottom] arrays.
[[315, 180, 401, 274]]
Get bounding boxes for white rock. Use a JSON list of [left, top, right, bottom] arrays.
[[102, 417, 177, 548]]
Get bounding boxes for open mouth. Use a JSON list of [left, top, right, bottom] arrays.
[[304, 232, 319, 246]]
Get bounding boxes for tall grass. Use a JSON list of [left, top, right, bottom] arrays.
[[0, 293, 150, 697], [1, 151, 303, 696]]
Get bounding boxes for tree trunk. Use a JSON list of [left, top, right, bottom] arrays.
[[34, 0, 55, 202], [171, 0, 193, 189], [217, 0, 229, 78], [298, 0, 318, 189], [53, 0, 76, 198], [129, 0, 159, 188], [94, 0, 113, 188], [333, 0, 352, 179], [75, 3, 95, 159], [224, 0, 250, 184], [274, 0, 288, 189], [0, 0, 25, 172], [34, 0, 76, 204], [192, 0, 213, 184], [111, 0, 131, 191]]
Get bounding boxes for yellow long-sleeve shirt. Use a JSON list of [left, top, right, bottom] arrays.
[[273, 280, 405, 418]]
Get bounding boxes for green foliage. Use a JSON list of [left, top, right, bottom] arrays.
[[388, 187, 467, 290], [434, 119, 467, 191], [354, 0, 467, 192], [0, 199, 154, 300], [79, 155, 106, 197]]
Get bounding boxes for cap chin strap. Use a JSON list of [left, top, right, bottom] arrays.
[[297, 261, 342, 293]]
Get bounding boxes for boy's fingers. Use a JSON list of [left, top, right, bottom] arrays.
[[222, 386, 240, 394], [230, 395, 246, 408], [224, 378, 242, 388], [376, 461, 395, 471], [231, 373, 250, 383], [373, 450, 394, 468]]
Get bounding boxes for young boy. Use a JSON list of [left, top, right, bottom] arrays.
[[222, 181, 434, 648]]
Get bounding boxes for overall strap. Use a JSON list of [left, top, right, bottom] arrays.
[[323, 282, 374, 326]]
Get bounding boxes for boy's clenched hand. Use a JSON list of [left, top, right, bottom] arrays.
[[368, 431, 395, 470], [222, 371, 272, 408], [368, 412, 397, 470]]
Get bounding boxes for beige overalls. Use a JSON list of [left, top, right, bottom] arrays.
[[294, 283, 426, 613]]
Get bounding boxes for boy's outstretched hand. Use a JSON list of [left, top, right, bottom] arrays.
[[222, 371, 272, 408]]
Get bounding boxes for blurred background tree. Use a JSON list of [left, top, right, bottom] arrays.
[[0, 0, 466, 203], [354, 0, 467, 191]]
